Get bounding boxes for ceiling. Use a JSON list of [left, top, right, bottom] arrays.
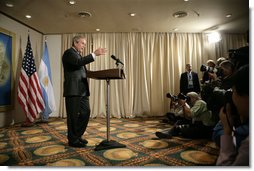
[[0, 0, 249, 34]]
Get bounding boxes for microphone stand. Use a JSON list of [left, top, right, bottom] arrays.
[[115, 61, 119, 68], [115, 61, 124, 69], [94, 65, 126, 151]]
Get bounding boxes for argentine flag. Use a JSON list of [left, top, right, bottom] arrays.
[[38, 41, 56, 120]]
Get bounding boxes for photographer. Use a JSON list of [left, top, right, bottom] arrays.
[[228, 46, 249, 71], [200, 59, 218, 84], [164, 93, 191, 125], [201, 60, 235, 126], [210, 49, 248, 148], [178, 92, 217, 139], [207, 60, 235, 117], [217, 57, 226, 66], [156, 92, 217, 139], [217, 60, 235, 89], [216, 65, 249, 166]]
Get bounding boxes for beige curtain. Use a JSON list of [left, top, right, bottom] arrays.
[[215, 33, 248, 58], [60, 32, 247, 118]]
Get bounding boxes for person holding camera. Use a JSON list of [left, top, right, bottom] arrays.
[[177, 92, 217, 139], [200, 59, 218, 84], [156, 92, 217, 139], [204, 60, 235, 122], [163, 93, 191, 125], [216, 65, 249, 166], [201, 60, 235, 122], [207, 60, 234, 88], [210, 60, 236, 145]]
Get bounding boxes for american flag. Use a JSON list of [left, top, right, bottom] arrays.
[[17, 36, 45, 123]]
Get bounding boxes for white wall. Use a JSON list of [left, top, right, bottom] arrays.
[[42, 35, 62, 117], [0, 14, 43, 127]]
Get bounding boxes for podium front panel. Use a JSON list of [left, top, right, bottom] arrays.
[[87, 68, 125, 80]]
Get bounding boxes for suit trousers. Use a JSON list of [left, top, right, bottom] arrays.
[[65, 96, 90, 143]]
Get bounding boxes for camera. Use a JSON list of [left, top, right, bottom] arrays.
[[212, 88, 241, 128], [177, 93, 190, 101], [166, 93, 190, 102], [166, 93, 178, 102], [200, 64, 219, 84], [200, 64, 217, 73], [228, 46, 249, 70]]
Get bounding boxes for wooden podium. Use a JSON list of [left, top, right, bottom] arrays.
[[87, 68, 126, 151]]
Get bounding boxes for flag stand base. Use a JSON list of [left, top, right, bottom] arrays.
[[21, 122, 35, 127]]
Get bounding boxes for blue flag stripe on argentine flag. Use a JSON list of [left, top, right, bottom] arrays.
[[38, 41, 56, 120]]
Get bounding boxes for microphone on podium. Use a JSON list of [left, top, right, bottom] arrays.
[[111, 55, 124, 65]]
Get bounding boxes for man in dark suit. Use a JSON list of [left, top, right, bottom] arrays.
[[180, 64, 200, 95], [62, 35, 106, 147]]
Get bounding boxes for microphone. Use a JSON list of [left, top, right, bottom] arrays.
[[111, 55, 124, 65]]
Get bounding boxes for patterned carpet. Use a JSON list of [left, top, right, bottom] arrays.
[[0, 117, 219, 166]]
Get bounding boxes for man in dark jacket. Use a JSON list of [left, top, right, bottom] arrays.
[[62, 35, 106, 147], [180, 64, 200, 95]]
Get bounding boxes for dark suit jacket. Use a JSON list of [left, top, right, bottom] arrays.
[[180, 71, 200, 94], [62, 47, 94, 97]]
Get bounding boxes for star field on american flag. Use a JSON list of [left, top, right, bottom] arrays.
[[22, 38, 37, 77]]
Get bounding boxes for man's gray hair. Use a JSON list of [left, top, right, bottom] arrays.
[[72, 35, 85, 46], [186, 92, 201, 100], [219, 60, 234, 71]]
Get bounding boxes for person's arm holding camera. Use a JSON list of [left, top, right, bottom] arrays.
[[216, 104, 241, 165], [219, 104, 233, 135], [208, 72, 218, 81], [178, 99, 192, 119]]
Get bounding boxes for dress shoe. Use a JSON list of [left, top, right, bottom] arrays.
[[155, 131, 172, 139], [69, 140, 86, 148], [79, 138, 88, 144]]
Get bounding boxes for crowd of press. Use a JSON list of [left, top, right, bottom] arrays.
[[155, 45, 249, 166]]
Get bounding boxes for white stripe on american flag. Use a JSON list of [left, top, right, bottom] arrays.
[[33, 73, 45, 109], [18, 70, 29, 112], [27, 95, 38, 121], [18, 69, 45, 122], [18, 69, 36, 122], [17, 86, 30, 118], [29, 74, 44, 112]]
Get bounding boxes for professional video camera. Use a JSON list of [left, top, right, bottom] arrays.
[[166, 93, 190, 102]]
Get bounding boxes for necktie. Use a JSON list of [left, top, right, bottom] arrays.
[[188, 73, 193, 88]]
